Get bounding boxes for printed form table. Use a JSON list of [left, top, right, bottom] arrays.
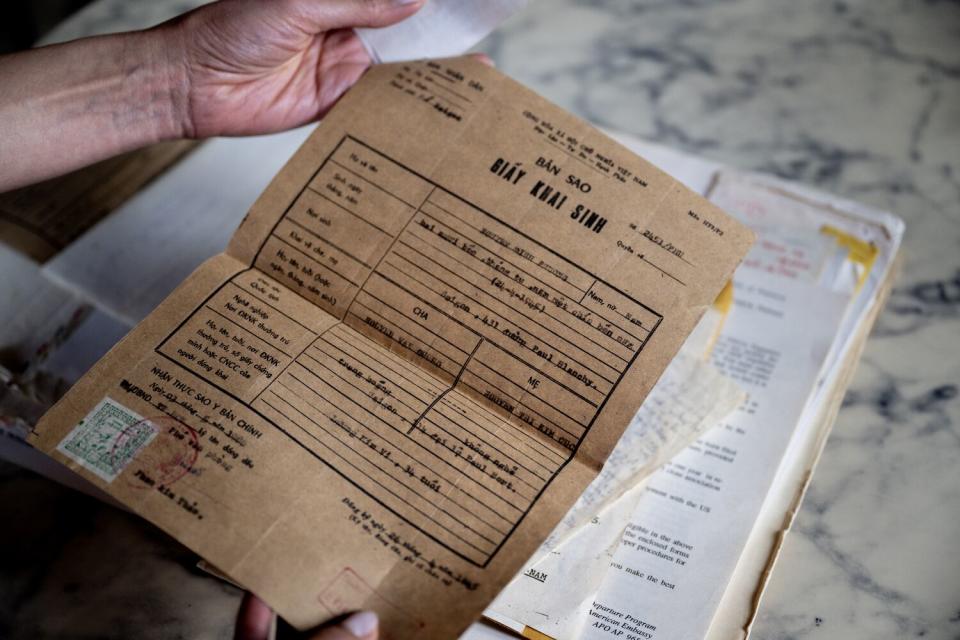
[[158, 137, 663, 566]]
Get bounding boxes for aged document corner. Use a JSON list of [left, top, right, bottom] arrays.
[[29, 57, 753, 638]]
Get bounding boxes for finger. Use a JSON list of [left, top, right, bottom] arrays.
[[234, 593, 274, 640], [285, 0, 426, 32], [308, 611, 379, 640]]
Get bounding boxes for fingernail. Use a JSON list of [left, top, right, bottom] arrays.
[[343, 611, 379, 638]]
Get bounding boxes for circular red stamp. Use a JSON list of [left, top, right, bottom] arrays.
[[110, 416, 199, 488]]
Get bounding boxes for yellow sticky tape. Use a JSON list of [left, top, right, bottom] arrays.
[[712, 280, 734, 315], [820, 225, 878, 290], [522, 626, 556, 640]]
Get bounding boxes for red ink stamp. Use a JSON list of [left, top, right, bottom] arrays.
[[111, 415, 199, 488]]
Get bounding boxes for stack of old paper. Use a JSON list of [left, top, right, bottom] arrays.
[[484, 138, 903, 640]]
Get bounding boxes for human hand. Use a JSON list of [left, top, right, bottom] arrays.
[[159, 0, 425, 139], [0, 0, 426, 190], [235, 593, 379, 640]]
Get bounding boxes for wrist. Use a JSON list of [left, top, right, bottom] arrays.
[[0, 26, 192, 190], [127, 25, 192, 142]]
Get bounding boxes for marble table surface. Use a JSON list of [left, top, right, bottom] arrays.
[[3, 0, 958, 638]]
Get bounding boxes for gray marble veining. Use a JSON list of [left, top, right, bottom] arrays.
[[5, 0, 959, 638]]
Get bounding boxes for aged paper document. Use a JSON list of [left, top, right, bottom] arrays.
[[29, 57, 751, 638]]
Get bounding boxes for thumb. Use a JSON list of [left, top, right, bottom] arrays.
[[286, 0, 425, 32], [234, 593, 274, 640], [308, 611, 379, 640]]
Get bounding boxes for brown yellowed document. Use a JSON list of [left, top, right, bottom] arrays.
[[29, 57, 752, 638], [0, 140, 196, 262]]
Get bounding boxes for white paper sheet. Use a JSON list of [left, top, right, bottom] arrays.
[[706, 171, 904, 406], [541, 350, 744, 551], [492, 267, 850, 639], [356, 0, 527, 63], [577, 272, 850, 640]]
